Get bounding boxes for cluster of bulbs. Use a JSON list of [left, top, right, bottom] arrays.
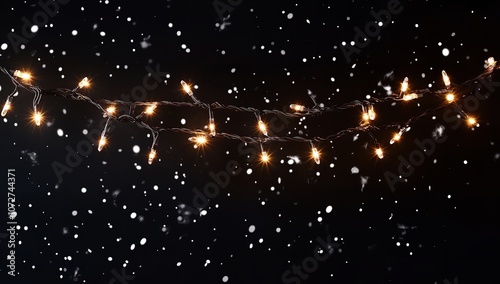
[[1, 57, 496, 165]]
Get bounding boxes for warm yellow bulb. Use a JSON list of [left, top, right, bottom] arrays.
[[148, 149, 157, 165], [390, 133, 401, 144], [261, 151, 270, 163], [312, 147, 320, 165], [375, 148, 384, 159], [1, 101, 11, 117], [106, 106, 116, 115], [145, 105, 156, 115], [445, 93, 455, 103], [467, 117, 477, 126], [180, 80, 194, 96], [258, 120, 268, 136], [442, 70, 451, 87], [403, 93, 419, 101], [209, 122, 216, 136], [401, 77, 409, 93], [487, 57, 496, 68], [362, 112, 370, 122], [98, 136, 107, 151], [290, 104, 305, 112], [189, 135, 207, 146], [14, 70, 31, 82], [78, 77, 90, 88], [33, 111, 42, 126], [368, 105, 376, 120]]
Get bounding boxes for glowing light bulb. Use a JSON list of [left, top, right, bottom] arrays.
[[487, 57, 496, 68], [402, 93, 419, 101], [258, 120, 268, 136], [390, 131, 403, 144], [189, 135, 207, 146], [106, 106, 116, 115], [33, 111, 42, 126], [1, 101, 11, 117], [467, 117, 477, 127], [401, 77, 409, 93], [145, 104, 156, 115], [78, 77, 90, 88], [442, 70, 451, 87], [148, 149, 156, 165], [209, 119, 216, 136], [368, 105, 376, 121], [362, 112, 370, 123], [180, 80, 194, 96], [445, 93, 455, 103], [375, 148, 384, 159], [261, 151, 270, 163], [98, 136, 107, 151], [290, 104, 305, 112], [14, 70, 31, 81], [311, 147, 321, 165]]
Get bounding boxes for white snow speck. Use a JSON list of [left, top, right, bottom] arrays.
[[140, 238, 147, 245], [130, 244, 135, 250], [222, 276, 229, 282], [31, 25, 39, 33], [130, 212, 137, 219], [108, 257, 113, 261], [57, 129, 64, 137], [177, 262, 182, 267], [71, 30, 78, 36], [81, 187, 87, 193], [246, 169, 252, 175], [351, 166, 359, 174], [1, 43, 7, 50], [181, 118, 186, 125], [249, 225, 256, 233], [132, 145, 140, 154], [72, 210, 78, 216], [287, 13, 293, 19], [442, 48, 450, 56], [326, 205, 333, 213]]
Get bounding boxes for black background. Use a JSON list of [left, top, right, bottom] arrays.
[[1, 0, 500, 283]]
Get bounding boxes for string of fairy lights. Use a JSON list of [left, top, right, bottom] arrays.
[[0, 57, 498, 165]]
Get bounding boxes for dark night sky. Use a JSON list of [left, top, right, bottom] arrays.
[[1, 0, 500, 283]]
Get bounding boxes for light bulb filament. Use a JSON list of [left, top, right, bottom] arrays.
[[375, 148, 384, 159]]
